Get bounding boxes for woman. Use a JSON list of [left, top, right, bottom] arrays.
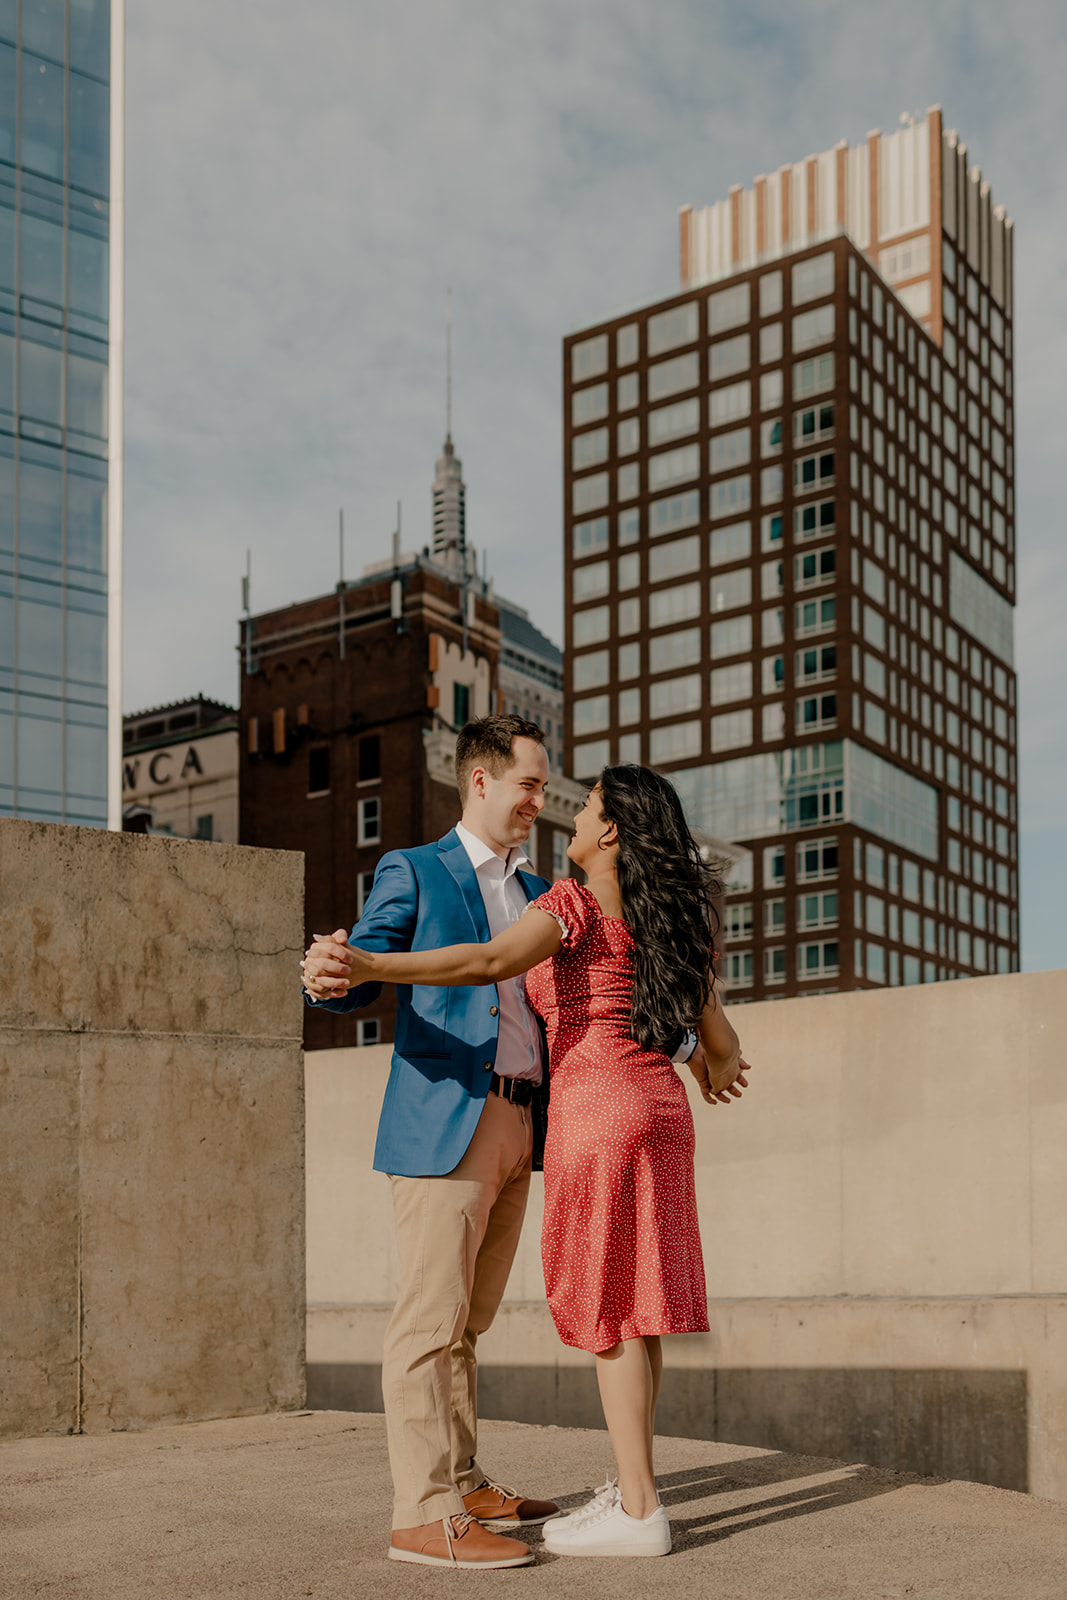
[[309, 766, 747, 1558]]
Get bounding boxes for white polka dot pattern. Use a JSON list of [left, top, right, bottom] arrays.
[[526, 878, 709, 1355]]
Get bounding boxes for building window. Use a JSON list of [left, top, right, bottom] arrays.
[[724, 951, 753, 988], [797, 890, 838, 931], [795, 547, 836, 590], [796, 644, 836, 685], [573, 696, 610, 737], [710, 709, 753, 752], [793, 451, 835, 494], [710, 662, 752, 706], [723, 903, 753, 941], [796, 837, 838, 883], [356, 870, 375, 917], [571, 383, 608, 426], [358, 797, 381, 846], [572, 516, 610, 558], [764, 947, 786, 984], [573, 606, 610, 646], [795, 597, 836, 637], [796, 693, 836, 733], [798, 940, 839, 980], [793, 403, 834, 445], [649, 720, 701, 765], [452, 684, 471, 727], [794, 499, 835, 540], [308, 746, 330, 795], [573, 560, 611, 602], [650, 628, 700, 674], [552, 830, 570, 881], [764, 899, 786, 936], [866, 944, 886, 983], [356, 1018, 380, 1047], [194, 814, 214, 841], [764, 844, 786, 887]]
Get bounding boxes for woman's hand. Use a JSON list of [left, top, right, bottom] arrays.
[[687, 1040, 752, 1105]]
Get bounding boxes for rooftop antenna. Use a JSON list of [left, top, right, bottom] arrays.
[[241, 548, 252, 676], [338, 507, 346, 660], [446, 285, 452, 442], [390, 500, 404, 625]]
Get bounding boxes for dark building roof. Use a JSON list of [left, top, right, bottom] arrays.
[[123, 696, 238, 753], [497, 598, 562, 670]]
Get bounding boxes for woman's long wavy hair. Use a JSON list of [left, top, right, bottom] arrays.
[[597, 765, 721, 1053]]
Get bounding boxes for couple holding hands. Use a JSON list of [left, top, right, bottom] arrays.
[[301, 715, 749, 1568]]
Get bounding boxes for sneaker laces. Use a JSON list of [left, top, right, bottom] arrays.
[[565, 1476, 620, 1527]]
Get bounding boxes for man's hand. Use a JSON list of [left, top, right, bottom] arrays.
[[301, 929, 353, 1000], [687, 1042, 752, 1106]]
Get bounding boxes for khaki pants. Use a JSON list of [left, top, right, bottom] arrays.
[[382, 1091, 533, 1529]]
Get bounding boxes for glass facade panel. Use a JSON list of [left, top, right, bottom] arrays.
[[0, 0, 114, 825]]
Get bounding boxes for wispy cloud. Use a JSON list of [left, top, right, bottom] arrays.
[[122, 0, 1067, 966]]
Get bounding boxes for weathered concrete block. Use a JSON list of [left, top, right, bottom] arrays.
[[0, 819, 306, 1437]]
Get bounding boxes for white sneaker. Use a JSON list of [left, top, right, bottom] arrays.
[[542, 1495, 671, 1559], [544, 1476, 620, 1530]]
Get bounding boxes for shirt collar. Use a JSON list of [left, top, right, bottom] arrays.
[[455, 820, 530, 881]]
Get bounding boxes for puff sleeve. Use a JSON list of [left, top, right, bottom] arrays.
[[529, 877, 601, 953]]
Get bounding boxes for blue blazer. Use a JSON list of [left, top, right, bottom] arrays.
[[311, 828, 550, 1177]]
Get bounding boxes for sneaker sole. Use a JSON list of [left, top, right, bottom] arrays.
[[388, 1546, 534, 1568], [542, 1536, 671, 1559], [476, 1513, 555, 1530]]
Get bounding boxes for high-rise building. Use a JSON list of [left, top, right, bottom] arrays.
[[563, 108, 1018, 999], [0, 0, 123, 830]]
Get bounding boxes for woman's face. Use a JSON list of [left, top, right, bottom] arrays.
[[568, 783, 615, 869]]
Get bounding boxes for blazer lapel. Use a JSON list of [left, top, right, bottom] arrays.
[[438, 830, 491, 941]]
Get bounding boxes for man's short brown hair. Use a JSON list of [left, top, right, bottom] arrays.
[[455, 714, 545, 803]]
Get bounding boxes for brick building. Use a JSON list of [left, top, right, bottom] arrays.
[[239, 543, 585, 1050], [563, 108, 1018, 1000]]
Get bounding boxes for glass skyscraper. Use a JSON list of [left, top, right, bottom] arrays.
[[0, 0, 121, 829]]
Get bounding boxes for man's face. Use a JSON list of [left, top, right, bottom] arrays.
[[467, 737, 549, 853]]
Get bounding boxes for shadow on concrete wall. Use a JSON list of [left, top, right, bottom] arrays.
[[307, 1361, 1028, 1494]]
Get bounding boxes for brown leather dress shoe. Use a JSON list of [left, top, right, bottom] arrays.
[[463, 1477, 559, 1528], [389, 1512, 533, 1568]]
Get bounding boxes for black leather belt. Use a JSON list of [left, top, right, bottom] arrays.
[[489, 1074, 535, 1107]]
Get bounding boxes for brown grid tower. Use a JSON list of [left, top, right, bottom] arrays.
[[563, 109, 1018, 999]]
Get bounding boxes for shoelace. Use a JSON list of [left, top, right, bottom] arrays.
[[563, 1476, 620, 1527], [446, 1511, 478, 1551], [475, 1477, 519, 1504]]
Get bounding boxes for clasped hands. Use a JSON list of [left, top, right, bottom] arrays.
[[301, 930, 361, 1000]]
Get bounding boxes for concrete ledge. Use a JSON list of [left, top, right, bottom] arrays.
[[307, 1296, 1067, 1499]]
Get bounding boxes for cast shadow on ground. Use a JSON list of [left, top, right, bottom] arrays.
[[536, 1451, 920, 1558]]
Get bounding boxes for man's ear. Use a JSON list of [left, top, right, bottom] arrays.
[[469, 763, 488, 800]]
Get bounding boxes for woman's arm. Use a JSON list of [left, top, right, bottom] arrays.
[[307, 906, 563, 993], [686, 974, 746, 1101]]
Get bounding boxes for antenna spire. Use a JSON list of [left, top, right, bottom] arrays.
[[446, 286, 452, 443]]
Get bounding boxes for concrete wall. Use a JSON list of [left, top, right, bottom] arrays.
[[305, 968, 1067, 1499], [0, 818, 307, 1437]]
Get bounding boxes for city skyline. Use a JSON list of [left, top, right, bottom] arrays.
[[116, 0, 1066, 972]]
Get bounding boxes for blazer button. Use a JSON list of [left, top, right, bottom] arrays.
[[483, 1061, 493, 1071], [490, 1005, 498, 1016]]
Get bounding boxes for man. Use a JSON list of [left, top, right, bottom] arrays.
[[302, 715, 559, 1570]]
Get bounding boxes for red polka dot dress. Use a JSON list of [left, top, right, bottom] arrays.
[[525, 877, 709, 1355]]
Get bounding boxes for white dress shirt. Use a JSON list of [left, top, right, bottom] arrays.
[[455, 821, 544, 1084]]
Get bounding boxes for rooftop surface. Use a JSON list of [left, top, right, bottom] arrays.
[[3, 1411, 1066, 1599]]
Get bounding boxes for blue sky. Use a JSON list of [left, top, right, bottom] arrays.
[[122, 0, 1067, 971]]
